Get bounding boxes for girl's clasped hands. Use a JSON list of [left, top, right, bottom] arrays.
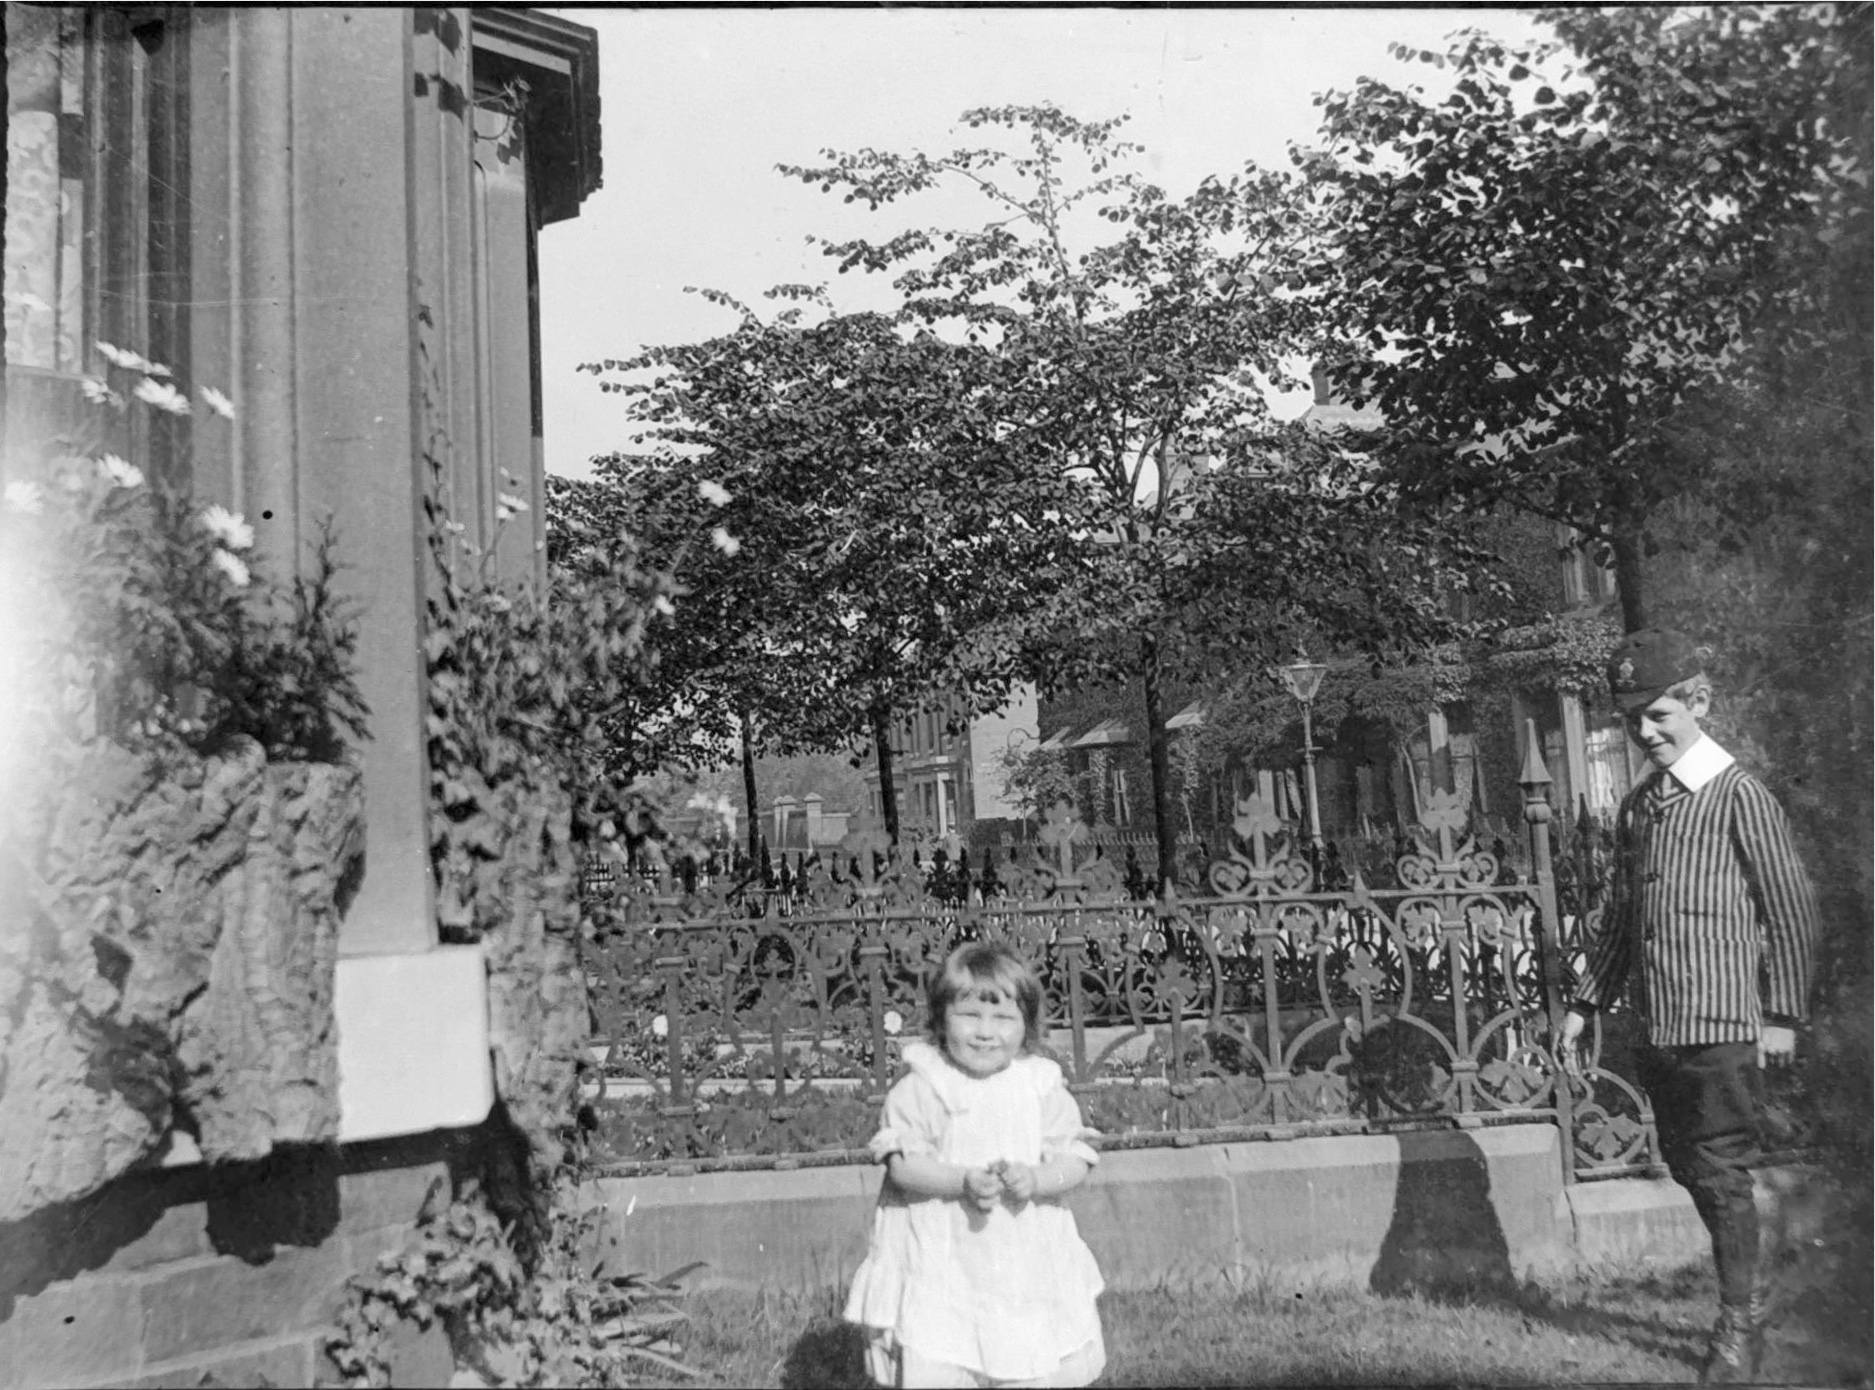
[[963, 1157, 1040, 1210]]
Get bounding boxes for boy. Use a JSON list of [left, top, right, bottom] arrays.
[[1559, 629, 1819, 1384]]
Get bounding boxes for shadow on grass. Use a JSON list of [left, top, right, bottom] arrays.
[[1367, 1130, 1709, 1371], [779, 1316, 870, 1390], [1499, 1270, 1711, 1373]]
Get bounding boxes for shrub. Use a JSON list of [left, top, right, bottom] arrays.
[[0, 357, 365, 768], [324, 1176, 700, 1388]]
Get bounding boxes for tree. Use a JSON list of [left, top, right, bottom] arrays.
[[574, 298, 1078, 844], [1296, 5, 1869, 633], [784, 105, 1493, 890], [548, 440, 795, 865]]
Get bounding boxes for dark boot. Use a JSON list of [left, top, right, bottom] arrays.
[[1745, 1282, 1775, 1378], [1700, 1305, 1759, 1384]]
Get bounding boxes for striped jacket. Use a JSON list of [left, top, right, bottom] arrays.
[[1574, 759, 1819, 1046]]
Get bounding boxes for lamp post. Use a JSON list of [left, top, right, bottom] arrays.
[[1278, 656, 1329, 875]]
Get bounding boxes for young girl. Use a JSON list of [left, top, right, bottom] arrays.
[[844, 943, 1106, 1388]]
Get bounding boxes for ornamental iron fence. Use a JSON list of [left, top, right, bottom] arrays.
[[580, 736, 1663, 1182]]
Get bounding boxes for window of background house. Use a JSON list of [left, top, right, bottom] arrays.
[[1584, 723, 1634, 815], [5, 4, 86, 376], [5, 5, 188, 476], [1111, 768, 1131, 827], [1558, 526, 1618, 610]]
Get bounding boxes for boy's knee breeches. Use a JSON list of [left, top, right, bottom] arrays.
[[1642, 1039, 1765, 1189], [1642, 1041, 1765, 1303]]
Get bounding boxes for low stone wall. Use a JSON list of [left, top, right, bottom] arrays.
[[0, 1129, 477, 1390], [590, 1123, 1585, 1295], [588, 1123, 1824, 1299]]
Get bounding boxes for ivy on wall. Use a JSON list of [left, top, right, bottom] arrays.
[[1477, 611, 1625, 700]]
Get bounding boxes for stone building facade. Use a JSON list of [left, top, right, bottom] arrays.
[[0, 8, 601, 1385]]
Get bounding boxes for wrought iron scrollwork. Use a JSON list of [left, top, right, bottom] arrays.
[[583, 782, 1657, 1179]]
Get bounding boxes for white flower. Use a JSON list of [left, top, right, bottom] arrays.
[[80, 377, 123, 407], [133, 377, 191, 415], [200, 504, 255, 551], [650, 1014, 669, 1039], [444, 520, 467, 535], [4, 481, 44, 514], [652, 594, 676, 616], [710, 526, 741, 557], [96, 341, 166, 375], [697, 479, 732, 507], [97, 455, 144, 490], [882, 1010, 904, 1036], [209, 549, 251, 588], [496, 491, 530, 517], [199, 385, 236, 420]]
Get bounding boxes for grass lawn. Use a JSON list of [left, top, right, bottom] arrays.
[[640, 1252, 1871, 1388]]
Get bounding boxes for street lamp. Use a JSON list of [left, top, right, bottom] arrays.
[[1277, 656, 1329, 873]]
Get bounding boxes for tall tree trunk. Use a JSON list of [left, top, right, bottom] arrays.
[[739, 711, 761, 863], [1611, 524, 1647, 634], [870, 702, 901, 846], [1139, 633, 1177, 899]]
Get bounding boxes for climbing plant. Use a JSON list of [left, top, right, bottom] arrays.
[[323, 1176, 699, 1388]]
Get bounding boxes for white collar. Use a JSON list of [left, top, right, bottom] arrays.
[[1666, 734, 1734, 793], [901, 1039, 1056, 1110]]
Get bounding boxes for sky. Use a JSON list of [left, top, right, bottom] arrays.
[[536, 6, 1550, 480]]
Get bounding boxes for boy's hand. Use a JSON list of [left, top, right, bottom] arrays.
[[963, 1166, 1003, 1211], [998, 1162, 1039, 1205], [1559, 1009, 1588, 1075], [1759, 1025, 1796, 1068]]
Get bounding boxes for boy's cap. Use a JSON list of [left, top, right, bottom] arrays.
[[1607, 629, 1705, 711]]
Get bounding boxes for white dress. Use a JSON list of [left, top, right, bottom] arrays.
[[843, 1041, 1106, 1388]]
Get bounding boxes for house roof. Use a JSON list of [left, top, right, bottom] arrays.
[[1072, 718, 1132, 748], [1165, 702, 1205, 731]]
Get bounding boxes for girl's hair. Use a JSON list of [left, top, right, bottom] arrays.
[[927, 942, 1044, 1053]]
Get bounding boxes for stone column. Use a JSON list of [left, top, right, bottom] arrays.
[[285, 8, 435, 954]]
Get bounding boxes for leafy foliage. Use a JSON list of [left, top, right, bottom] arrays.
[[0, 380, 365, 768], [323, 1178, 700, 1388], [1197, 645, 1472, 773], [994, 744, 1080, 824], [424, 459, 699, 938], [1476, 611, 1624, 700], [783, 104, 1495, 885], [574, 300, 1076, 838], [1297, 5, 1869, 630]]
